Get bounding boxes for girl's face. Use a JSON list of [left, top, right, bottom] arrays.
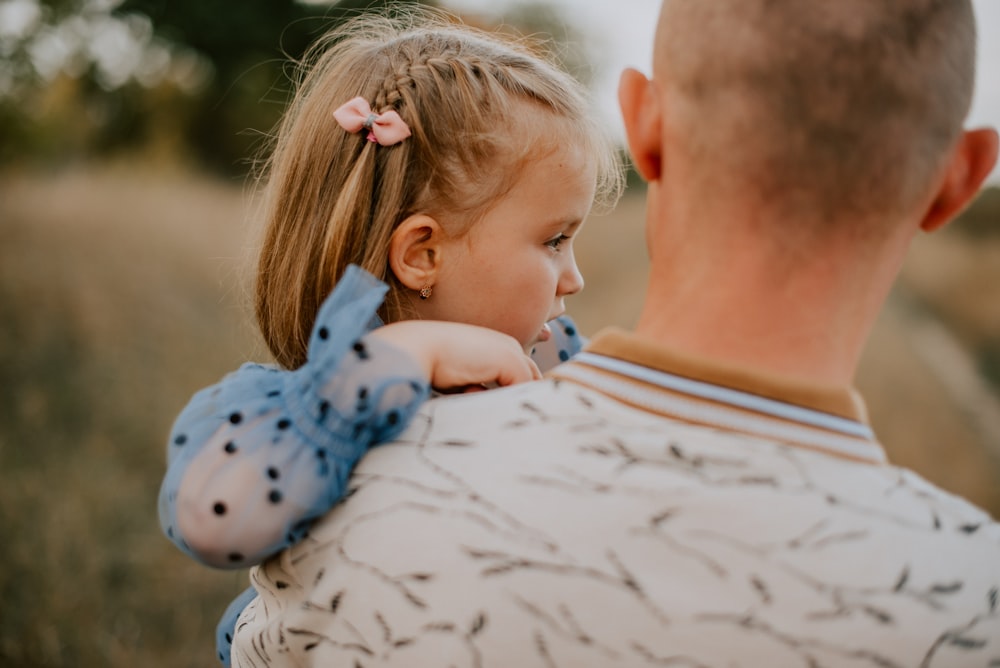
[[421, 140, 596, 351]]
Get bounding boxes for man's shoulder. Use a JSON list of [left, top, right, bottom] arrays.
[[371, 377, 708, 472], [425, 376, 615, 417], [241, 377, 1000, 667], [408, 376, 671, 438]]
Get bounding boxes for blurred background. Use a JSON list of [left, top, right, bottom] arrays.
[[1, 0, 998, 665]]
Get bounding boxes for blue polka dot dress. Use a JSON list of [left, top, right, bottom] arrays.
[[157, 265, 585, 666]]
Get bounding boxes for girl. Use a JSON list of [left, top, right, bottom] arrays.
[[159, 9, 622, 666]]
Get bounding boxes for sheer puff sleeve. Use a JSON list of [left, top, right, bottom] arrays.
[[158, 266, 430, 569], [530, 314, 586, 373]]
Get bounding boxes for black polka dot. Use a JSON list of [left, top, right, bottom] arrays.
[[267, 389, 280, 398], [318, 327, 329, 340], [225, 633, 232, 643], [167, 526, 174, 538], [352, 341, 369, 359], [358, 386, 368, 399], [276, 418, 291, 430], [318, 400, 330, 420], [224, 441, 237, 454], [269, 489, 283, 504], [558, 350, 570, 362], [387, 411, 399, 426], [267, 467, 280, 480], [564, 325, 576, 337], [219, 652, 225, 660], [229, 412, 243, 425], [173, 434, 187, 446], [228, 552, 243, 563], [316, 449, 327, 459], [213, 502, 227, 515]]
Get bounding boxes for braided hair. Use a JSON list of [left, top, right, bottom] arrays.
[[254, 9, 622, 369]]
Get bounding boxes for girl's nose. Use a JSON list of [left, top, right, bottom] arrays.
[[558, 252, 585, 297]]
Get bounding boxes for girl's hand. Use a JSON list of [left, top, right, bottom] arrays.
[[370, 321, 541, 391]]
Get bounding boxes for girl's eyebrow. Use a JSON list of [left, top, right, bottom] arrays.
[[543, 217, 584, 233]]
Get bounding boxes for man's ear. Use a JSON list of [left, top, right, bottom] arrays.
[[920, 127, 999, 233], [388, 214, 445, 290], [618, 67, 663, 182]]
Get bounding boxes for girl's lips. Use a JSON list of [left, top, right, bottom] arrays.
[[537, 322, 553, 343]]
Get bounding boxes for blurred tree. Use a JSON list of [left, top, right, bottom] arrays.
[[110, 0, 437, 173], [0, 0, 438, 173], [0, 0, 595, 175]]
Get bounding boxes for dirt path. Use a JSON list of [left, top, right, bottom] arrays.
[[902, 290, 1000, 458]]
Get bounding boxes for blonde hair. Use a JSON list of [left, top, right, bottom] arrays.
[[254, 10, 622, 369]]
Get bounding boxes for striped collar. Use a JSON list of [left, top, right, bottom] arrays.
[[551, 329, 886, 465]]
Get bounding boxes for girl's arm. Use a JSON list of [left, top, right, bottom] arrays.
[[159, 266, 538, 570], [159, 267, 424, 568]]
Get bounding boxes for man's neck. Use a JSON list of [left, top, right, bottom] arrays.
[[635, 191, 913, 387]]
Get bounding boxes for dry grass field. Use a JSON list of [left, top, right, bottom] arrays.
[[1, 166, 999, 667]]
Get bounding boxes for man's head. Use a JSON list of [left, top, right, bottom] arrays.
[[624, 0, 995, 234], [619, 0, 997, 383]]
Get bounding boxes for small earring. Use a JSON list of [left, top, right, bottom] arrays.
[[419, 285, 433, 300]]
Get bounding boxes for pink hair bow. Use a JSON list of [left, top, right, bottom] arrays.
[[333, 97, 411, 146]]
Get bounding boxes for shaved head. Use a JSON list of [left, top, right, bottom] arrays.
[[654, 0, 976, 226]]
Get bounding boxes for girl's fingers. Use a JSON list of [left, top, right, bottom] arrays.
[[494, 353, 541, 386], [372, 320, 544, 388]]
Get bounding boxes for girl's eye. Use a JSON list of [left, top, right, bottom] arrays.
[[545, 234, 570, 251]]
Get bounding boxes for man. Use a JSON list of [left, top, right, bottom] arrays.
[[232, 1, 1000, 665]]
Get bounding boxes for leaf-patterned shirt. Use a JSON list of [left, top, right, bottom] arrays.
[[232, 330, 1000, 668], [158, 265, 584, 665]]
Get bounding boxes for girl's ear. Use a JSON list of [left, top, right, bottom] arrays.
[[388, 214, 445, 290]]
